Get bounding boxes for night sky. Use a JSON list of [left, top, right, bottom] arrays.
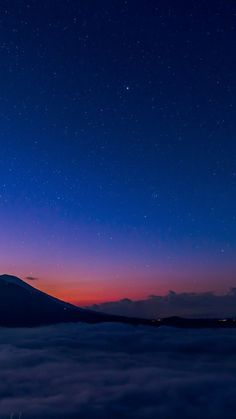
[[0, 0, 235, 304]]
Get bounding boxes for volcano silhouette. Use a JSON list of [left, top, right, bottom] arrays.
[[1, 274, 236, 328], [0, 274, 153, 327]]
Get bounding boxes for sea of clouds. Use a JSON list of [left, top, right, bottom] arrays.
[[1, 323, 236, 418]]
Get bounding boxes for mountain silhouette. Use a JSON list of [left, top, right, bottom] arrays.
[[0, 274, 153, 327], [1, 274, 236, 328]]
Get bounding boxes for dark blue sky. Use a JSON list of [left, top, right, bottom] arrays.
[[0, 0, 235, 303]]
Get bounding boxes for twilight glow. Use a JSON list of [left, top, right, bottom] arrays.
[[0, 1, 235, 305]]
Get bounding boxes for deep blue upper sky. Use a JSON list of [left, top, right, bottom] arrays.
[[0, 0, 235, 302]]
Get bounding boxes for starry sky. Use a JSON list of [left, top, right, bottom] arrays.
[[0, 0, 235, 304]]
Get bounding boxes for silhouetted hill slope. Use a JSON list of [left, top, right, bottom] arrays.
[[0, 274, 97, 326], [0, 274, 152, 327], [1, 274, 236, 328]]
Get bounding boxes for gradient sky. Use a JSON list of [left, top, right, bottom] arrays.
[[0, 0, 236, 304]]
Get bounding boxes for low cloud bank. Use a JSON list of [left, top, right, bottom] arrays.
[[0, 323, 236, 418], [88, 288, 236, 319]]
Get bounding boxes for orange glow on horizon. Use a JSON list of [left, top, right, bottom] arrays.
[[23, 269, 236, 307], [2, 261, 236, 308]]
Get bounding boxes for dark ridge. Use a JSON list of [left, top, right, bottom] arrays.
[[0, 275, 236, 329]]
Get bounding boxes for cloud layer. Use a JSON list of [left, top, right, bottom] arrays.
[[25, 276, 39, 281], [88, 289, 236, 319], [1, 323, 236, 418]]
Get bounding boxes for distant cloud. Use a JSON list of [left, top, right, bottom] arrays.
[[25, 276, 39, 281], [87, 288, 236, 319], [0, 323, 236, 418]]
